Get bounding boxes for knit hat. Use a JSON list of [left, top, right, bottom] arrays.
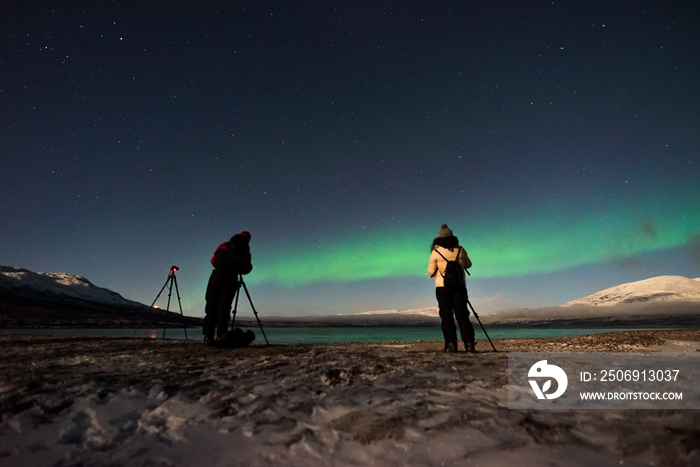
[[438, 224, 453, 237], [239, 231, 251, 241]]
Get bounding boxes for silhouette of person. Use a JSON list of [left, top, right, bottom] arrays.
[[203, 231, 252, 345], [427, 224, 475, 352]]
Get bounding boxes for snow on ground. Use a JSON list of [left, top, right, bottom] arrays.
[[1, 330, 699, 466]]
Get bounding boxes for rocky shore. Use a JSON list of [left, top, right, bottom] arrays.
[[1, 330, 698, 466]]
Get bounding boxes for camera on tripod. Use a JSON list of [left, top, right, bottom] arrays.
[[132, 265, 188, 340]]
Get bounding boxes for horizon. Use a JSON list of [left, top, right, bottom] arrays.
[[2, 2, 699, 317], [3, 266, 700, 319]]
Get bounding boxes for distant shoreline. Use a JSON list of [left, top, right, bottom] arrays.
[[2, 298, 698, 330], [1, 317, 696, 330]]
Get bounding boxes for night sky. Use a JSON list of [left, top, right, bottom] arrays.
[[3, 1, 699, 317]]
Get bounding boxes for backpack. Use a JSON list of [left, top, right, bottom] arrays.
[[434, 247, 466, 291], [215, 328, 255, 348]]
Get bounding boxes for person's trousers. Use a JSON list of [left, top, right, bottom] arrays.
[[204, 270, 238, 339], [436, 286, 475, 348]]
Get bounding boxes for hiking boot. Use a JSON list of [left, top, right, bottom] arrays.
[[203, 336, 215, 346], [445, 342, 458, 353], [466, 342, 476, 353]]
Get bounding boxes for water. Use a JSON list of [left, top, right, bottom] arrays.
[[1, 326, 643, 344]]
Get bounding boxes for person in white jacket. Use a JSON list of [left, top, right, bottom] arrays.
[[427, 224, 475, 352]]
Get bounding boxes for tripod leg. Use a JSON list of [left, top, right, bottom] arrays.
[[467, 299, 497, 352], [230, 278, 242, 331], [163, 275, 174, 340], [132, 275, 171, 338], [172, 275, 188, 340], [239, 280, 269, 345]]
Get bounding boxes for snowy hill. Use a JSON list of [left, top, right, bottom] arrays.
[[0, 266, 146, 310], [341, 276, 699, 328], [355, 308, 439, 318], [0, 266, 189, 327], [563, 275, 700, 307]]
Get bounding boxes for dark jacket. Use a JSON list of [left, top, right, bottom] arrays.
[[210, 235, 252, 275]]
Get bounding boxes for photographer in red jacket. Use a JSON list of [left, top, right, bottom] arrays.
[[203, 231, 252, 344]]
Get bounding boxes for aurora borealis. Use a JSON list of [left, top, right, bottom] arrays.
[[254, 188, 699, 287], [2, 1, 699, 316]]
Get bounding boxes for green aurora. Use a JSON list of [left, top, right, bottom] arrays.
[[251, 195, 700, 288]]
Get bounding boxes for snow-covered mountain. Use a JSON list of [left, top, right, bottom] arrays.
[[0, 266, 147, 311], [349, 276, 700, 325], [355, 307, 439, 318], [563, 275, 700, 307]]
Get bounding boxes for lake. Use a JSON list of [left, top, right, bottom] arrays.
[[2, 325, 646, 345]]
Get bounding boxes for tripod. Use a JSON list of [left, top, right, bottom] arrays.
[[464, 269, 497, 352], [467, 298, 497, 352], [131, 266, 188, 340], [230, 275, 269, 345]]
